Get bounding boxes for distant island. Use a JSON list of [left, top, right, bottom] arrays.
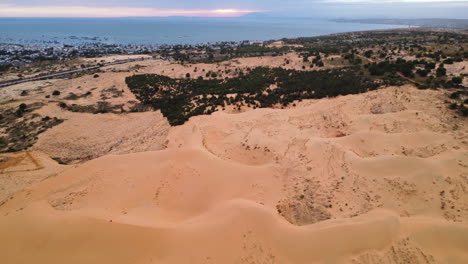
[[334, 18, 468, 29]]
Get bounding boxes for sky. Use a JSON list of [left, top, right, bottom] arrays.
[[0, 0, 467, 18]]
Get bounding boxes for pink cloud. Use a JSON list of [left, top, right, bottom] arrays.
[[0, 5, 263, 17]]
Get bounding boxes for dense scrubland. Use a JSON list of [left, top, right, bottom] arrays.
[[126, 67, 377, 125], [127, 31, 468, 125]]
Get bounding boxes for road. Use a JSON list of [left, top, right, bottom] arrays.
[[0, 57, 163, 89]]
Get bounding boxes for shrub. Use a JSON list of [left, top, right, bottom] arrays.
[[443, 58, 454, 64], [425, 62, 436, 70], [16, 103, 27, 117], [436, 67, 446, 77], [450, 91, 461, 99], [52, 90, 61, 96], [416, 69, 429, 77], [461, 105, 468, 116], [19, 103, 27, 111], [95, 101, 111, 114], [452, 76, 463, 85]]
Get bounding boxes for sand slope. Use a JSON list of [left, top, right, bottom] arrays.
[[1, 85, 467, 263]]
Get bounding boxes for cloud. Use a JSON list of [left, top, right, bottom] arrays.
[[320, 0, 468, 2], [0, 4, 263, 17], [0, 0, 466, 18]]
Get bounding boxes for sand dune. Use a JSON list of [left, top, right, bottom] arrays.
[[1, 85, 467, 263]]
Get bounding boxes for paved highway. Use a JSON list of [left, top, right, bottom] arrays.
[[0, 57, 162, 89]]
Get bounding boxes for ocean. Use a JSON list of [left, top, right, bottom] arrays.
[[0, 17, 402, 46]]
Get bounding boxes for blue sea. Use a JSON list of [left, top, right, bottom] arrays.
[[0, 17, 402, 46]]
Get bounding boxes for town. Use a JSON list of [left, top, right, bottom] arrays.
[[0, 40, 265, 70]]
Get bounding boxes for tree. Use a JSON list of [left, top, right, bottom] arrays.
[[186, 73, 191, 78], [425, 62, 436, 70], [436, 66, 446, 77], [416, 69, 428, 77], [452, 76, 463, 85], [16, 103, 27, 117]]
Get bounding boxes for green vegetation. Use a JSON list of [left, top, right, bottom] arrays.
[[452, 76, 463, 85], [126, 67, 377, 126], [436, 65, 447, 77], [64, 91, 92, 100], [0, 63, 12, 73], [126, 30, 468, 120], [367, 58, 416, 77], [447, 90, 468, 116], [364, 50, 373, 58], [230, 45, 289, 57], [58, 101, 124, 114], [0, 103, 63, 153]]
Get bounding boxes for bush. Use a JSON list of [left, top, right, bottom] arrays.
[[443, 58, 454, 64], [452, 76, 463, 85], [436, 67, 446, 77], [95, 101, 111, 114], [0, 64, 12, 72], [367, 59, 415, 77], [461, 105, 468, 116], [52, 90, 61, 96], [416, 69, 429, 77], [16, 103, 27, 117], [449, 103, 458, 110], [450, 91, 461, 99], [425, 62, 436, 70], [19, 103, 27, 111]]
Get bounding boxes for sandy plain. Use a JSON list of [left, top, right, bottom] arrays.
[[0, 53, 467, 264]]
